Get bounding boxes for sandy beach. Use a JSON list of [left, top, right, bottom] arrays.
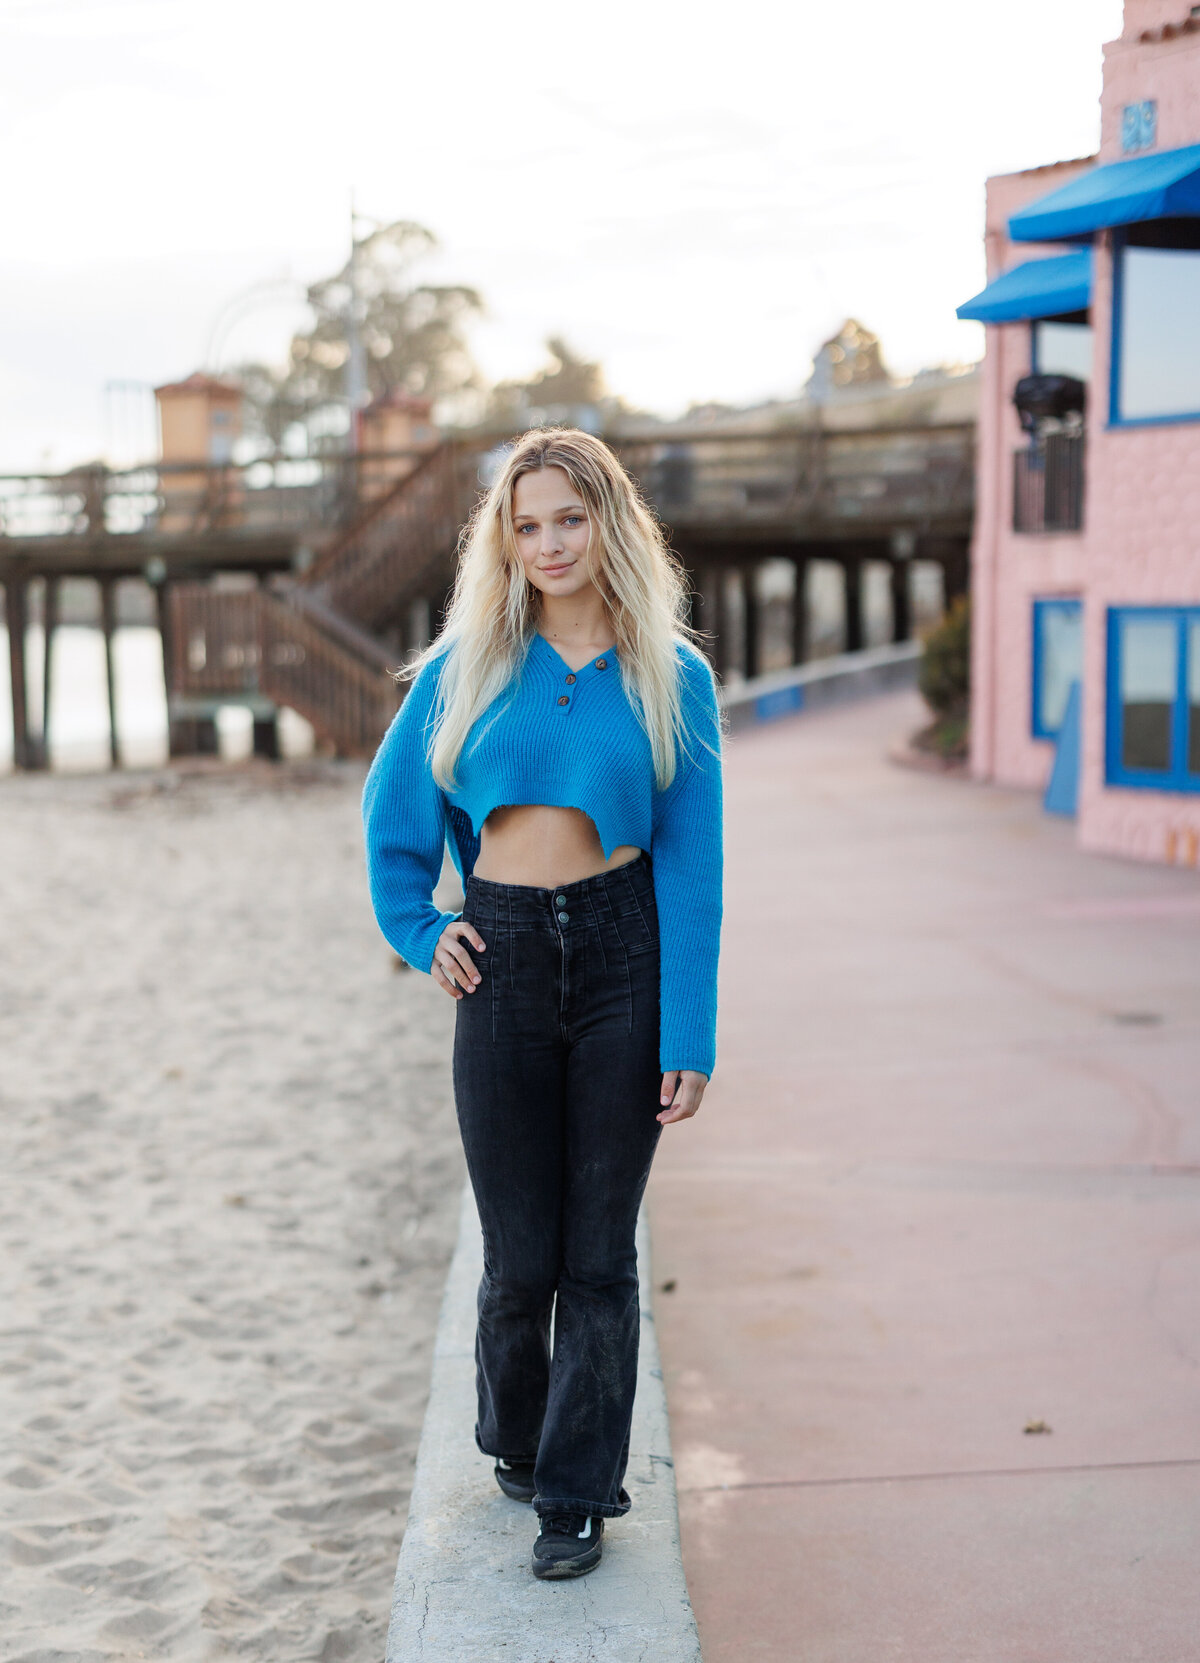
[[1, 760, 465, 1662]]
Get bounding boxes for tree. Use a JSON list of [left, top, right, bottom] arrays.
[[487, 337, 609, 429], [235, 221, 485, 449], [805, 319, 891, 402]]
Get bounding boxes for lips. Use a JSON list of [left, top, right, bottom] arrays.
[[541, 563, 573, 574]]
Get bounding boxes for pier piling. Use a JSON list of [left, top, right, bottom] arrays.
[[5, 580, 35, 771], [99, 578, 119, 768]]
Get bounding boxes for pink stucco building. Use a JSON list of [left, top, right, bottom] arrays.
[[961, 0, 1200, 867]]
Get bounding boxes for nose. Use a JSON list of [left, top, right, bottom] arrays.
[[540, 528, 564, 559]]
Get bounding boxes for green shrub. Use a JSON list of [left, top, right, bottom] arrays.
[[918, 594, 970, 721]]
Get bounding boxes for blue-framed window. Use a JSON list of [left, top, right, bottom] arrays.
[[1106, 606, 1200, 792], [1032, 597, 1083, 739], [1110, 225, 1200, 426]]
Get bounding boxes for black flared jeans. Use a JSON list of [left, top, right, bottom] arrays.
[[451, 849, 664, 1519]]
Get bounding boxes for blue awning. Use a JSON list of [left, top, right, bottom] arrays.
[[1009, 142, 1200, 242], [956, 251, 1092, 323]]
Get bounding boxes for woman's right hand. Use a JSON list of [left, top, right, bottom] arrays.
[[432, 919, 487, 1000]]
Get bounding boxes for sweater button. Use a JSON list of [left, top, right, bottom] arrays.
[[595, 658, 607, 669], [557, 694, 570, 706], [565, 673, 576, 684]]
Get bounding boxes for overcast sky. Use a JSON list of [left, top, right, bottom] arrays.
[[0, 0, 1124, 471]]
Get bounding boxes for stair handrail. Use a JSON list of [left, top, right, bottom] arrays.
[[298, 439, 481, 635], [283, 583, 398, 672], [168, 583, 400, 756]]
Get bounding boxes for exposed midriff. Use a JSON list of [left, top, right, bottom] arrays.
[[474, 803, 642, 887]]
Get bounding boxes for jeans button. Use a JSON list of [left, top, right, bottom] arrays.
[[555, 894, 567, 907], [557, 910, 570, 923]]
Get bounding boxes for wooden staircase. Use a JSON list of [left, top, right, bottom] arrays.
[[167, 441, 482, 757], [302, 440, 480, 635], [167, 585, 400, 757]]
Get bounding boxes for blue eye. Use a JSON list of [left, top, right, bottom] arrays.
[[563, 516, 583, 527]]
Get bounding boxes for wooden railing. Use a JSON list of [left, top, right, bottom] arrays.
[[0, 450, 433, 542], [291, 422, 975, 640], [168, 585, 400, 756], [0, 424, 974, 563], [613, 424, 975, 535]]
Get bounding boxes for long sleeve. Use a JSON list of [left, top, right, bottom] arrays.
[[361, 653, 463, 974], [651, 643, 725, 1078]]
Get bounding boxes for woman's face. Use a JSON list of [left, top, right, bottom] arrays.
[[511, 465, 597, 601]]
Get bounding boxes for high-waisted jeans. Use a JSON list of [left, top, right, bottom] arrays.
[[451, 848, 664, 1519]]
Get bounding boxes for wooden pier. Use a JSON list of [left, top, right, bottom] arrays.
[[1, 413, 973, 769]]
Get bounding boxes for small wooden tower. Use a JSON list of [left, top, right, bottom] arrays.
[[154, 373, 244, 531], [357, 390, 438, 502]]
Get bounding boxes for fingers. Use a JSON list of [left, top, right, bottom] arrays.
[[450, 921, 486, 988], [657, 1071, 706, 1125], [454, 921, 487, 957], [435, 921, 487, 1001]]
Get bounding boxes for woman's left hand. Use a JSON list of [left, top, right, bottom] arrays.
[[658, 1070, 708, 1125]]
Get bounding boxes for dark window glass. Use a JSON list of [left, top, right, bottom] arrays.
[[1119, 615, 1176, 771], [1118, 246, 1200, 420]]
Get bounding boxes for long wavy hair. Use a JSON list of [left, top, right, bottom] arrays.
[[398, 427, 714, 794]]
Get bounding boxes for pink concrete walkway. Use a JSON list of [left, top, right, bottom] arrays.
[[649, 690, 1200, 1663]]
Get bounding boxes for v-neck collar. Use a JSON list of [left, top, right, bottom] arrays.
[[531, 631, 619, 679]]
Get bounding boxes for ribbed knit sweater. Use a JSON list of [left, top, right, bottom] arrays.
[[361, 630, 724, 1077]]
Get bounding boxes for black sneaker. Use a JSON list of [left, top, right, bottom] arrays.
[[532, 1512, 604, 1579], [494, 1458, 537, 1503]]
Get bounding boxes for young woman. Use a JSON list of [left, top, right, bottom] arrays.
[[362, 428, 723, 1581]]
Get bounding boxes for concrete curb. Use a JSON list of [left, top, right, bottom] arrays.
[[385, 1184, 702, 1662], [720, 639, 921, 733]]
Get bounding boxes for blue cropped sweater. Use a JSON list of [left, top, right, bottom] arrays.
[[361, 630, 724, 1077]]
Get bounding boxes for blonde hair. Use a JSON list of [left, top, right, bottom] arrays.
[[399, 427, 716, 794]]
